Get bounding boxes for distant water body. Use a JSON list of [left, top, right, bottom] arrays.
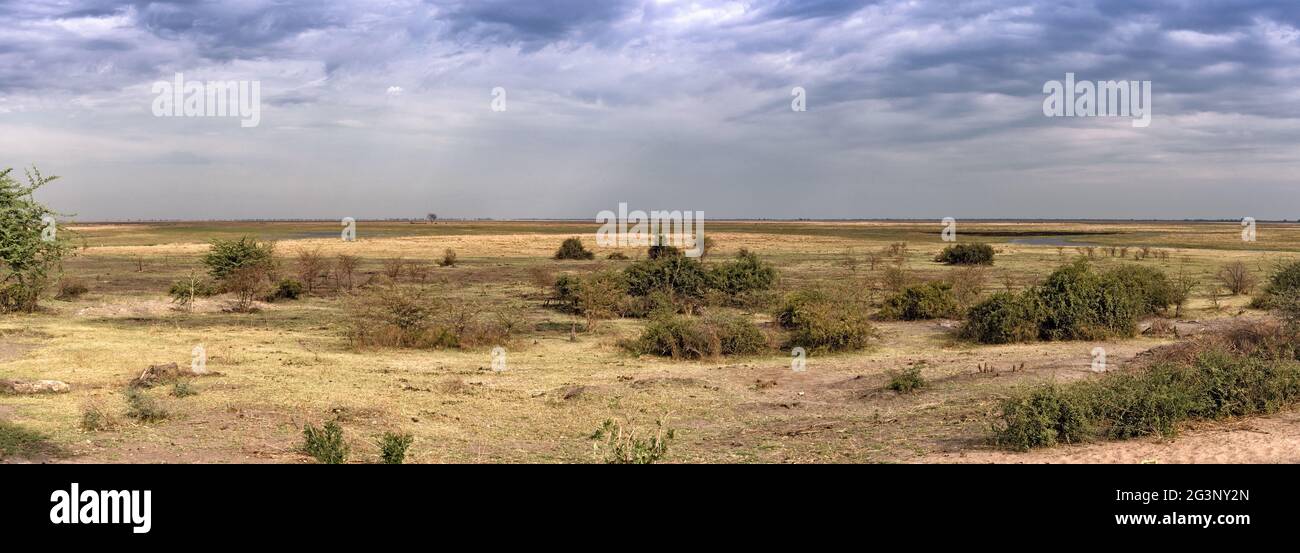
[[1007, 236, 1102, 247]]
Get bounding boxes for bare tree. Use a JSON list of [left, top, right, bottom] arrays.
[[334, 254, 360, 291], [296, 247, 328, 294], [1216, 261, 1257, 295]]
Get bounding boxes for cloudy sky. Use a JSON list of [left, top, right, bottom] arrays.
[[2, 0, 1299, 220]]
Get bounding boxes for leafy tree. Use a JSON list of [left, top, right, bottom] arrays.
[[0, 167, 74, 312], [202, 237, 276, 281]]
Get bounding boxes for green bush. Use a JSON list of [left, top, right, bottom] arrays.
[[620, 289, 679, 319], [1106, 264, 1175, 316], [1253, 260, 1300, 308], [303, 421, 349, 464], [168, 276, 217, 306], [777, 291, 878, 353], [592, 417, 674, 464], [170, 381, 197, 398], [993, 349, 1300, 450], [0, 166, 74, 313], [992, 385, 1093, 450], [774, 289, 830, 329], [885, 366, 927, 393], [202, 236, 276, 281], [708, 249, 777, 296], [1035, 260, 1126, 340], [623, 254, 709, 299], [629, 314, 767, 359], [960, 292, 1042, 344], [965, 260, 1171, 344], [647, 242, 681, 259], [710, 314, 770, 355], [554, 237, 595, 260], [935, 243, 995, 265], [879, 281, 960, 320], [269, 278, 304, 301], [377, 432, 414, 464], [552, 274, 583, 311]]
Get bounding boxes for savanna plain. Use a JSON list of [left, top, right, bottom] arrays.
[[4, 219, 1300, 464]]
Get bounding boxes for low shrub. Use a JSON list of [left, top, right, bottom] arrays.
[[879, 281, 960, 320], [168, 274, 217, 307], [124, 388, 168, 423], [960, 292, 1043, 344], [1106, 264, 1175, 316], [268, 278, 304, 301], [344, 285, 517, 349], [880, 264, 914, 293], [606, 251, 629, 260], [574, 270, 627, 329], [552, 274, 583, 311], [80, 404, 114, 432], [554, 237, 595, 260], [1252, 260, 1300, 308], [885, 365, 927, 393], [439, 249, 458, 267], [707, 249, 777, 296], [303, 421, 349, 464], [993, 347, 1300, 450], [592, 417, 674, 464], [647, 242, 681, 259], [377, 432, 414, 464], [55, 278, 88, 300], [629, 314, 767, 359], [777, 290, 878, 353], [202, 236, 276, 281], [623, 254, 709, 300], [935, 243, 995, 265], [171, 380, 197, 398], [963, 260, 1172, 344]]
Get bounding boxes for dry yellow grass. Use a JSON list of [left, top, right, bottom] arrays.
[[1, 220, 1296, 463]]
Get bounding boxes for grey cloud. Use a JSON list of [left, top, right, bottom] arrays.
[[3, 0, 1300, 220]]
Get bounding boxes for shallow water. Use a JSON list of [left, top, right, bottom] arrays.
[[1007, 236, 1101, 247]]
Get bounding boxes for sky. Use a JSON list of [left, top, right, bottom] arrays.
[[2, 0, 1299, 221]]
